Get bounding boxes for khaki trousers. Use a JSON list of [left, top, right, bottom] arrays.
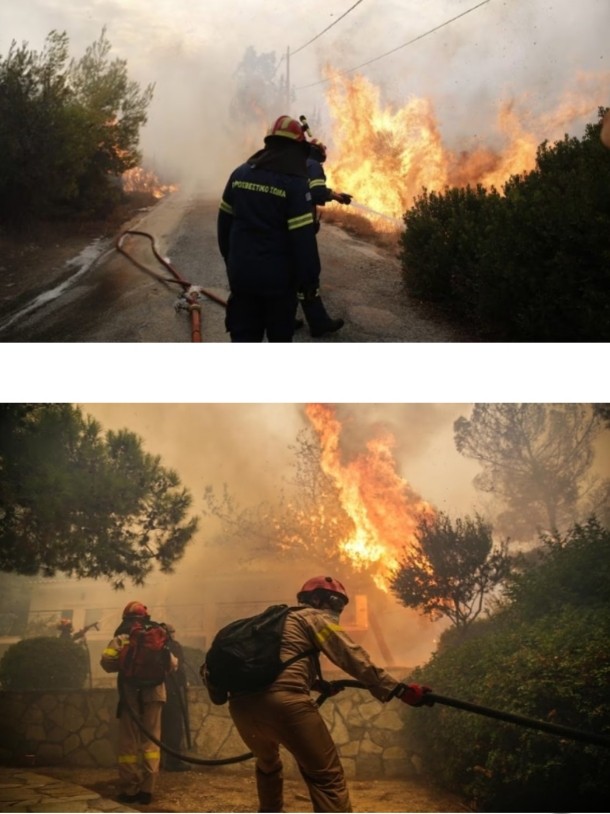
[[230, 689, 352, 813], [117, 685, 163, 795]]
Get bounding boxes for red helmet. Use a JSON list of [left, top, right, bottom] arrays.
[[266, 115, 306, 142], [309, 138, 327, 162], [122, 601, 148, 618], [297, 576, 349, 606]]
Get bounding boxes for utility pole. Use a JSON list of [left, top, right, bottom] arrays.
[[285, 45, 290, 110]]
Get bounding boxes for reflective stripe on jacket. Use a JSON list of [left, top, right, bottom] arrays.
[[218, 163, 321, 295], [307, 158, 333, 206], [270, 605, 401, 702], [100, 633, 171, 703]]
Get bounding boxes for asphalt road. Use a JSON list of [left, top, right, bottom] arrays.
[[0, 192, 469, 343]]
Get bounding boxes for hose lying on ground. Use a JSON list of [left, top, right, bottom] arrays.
[[115, 229, 227, 342], [121, 679, 610, 766]]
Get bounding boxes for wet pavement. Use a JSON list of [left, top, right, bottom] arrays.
[[0, 768, 136, 813]]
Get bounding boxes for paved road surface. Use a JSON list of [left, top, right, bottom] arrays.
[[0, 192, 470, 343]]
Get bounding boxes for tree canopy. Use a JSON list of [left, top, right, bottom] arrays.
[[0, 29, 153, 223], [454, 403, 609, 540], [229, 46, 288, 149], [203, 428, 354, 569], [0, 404, 197, 588], [389, 512, 510, 630]]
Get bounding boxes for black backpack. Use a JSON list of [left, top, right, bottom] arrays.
[[202, 604, 317, 698]]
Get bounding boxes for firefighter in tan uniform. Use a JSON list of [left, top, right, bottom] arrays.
[[211, 576, 432, 813], [101, 601, 177, 806]]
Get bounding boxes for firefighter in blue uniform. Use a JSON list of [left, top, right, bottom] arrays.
[[300, 137, 352, 337], [217, 115, 321, 342]]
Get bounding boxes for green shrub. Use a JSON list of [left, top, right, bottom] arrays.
[[400, 109, 610, 340], [404, 519, 610, 811], [401, 184, 500, 315], [0, 636, 89, 690]]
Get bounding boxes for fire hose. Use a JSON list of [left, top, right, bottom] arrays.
[[120, 679, 610, 768], [115, 229, 227, 342]]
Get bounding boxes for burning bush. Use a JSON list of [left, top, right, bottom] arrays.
[[122, 167, 177, 199]]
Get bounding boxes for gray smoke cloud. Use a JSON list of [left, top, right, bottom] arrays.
[[1, 0, 607, 193]]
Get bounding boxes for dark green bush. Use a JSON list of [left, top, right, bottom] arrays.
[[404, 519, 610, 811], [0, 636, 89, 690], [400, 109, 610, 340], [0, 29, 153, 226]]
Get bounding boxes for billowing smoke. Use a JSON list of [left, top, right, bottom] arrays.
[[71, 403, 482, 669], [5, 403, 610, 674], [1, 0, 607, 199]]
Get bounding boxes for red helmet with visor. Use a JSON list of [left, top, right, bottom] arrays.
[[297, 576, 349, 607], [122, 601, 148, 618], [266, 115, 306, 142]]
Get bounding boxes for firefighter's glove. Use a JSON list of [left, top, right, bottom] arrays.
[[399, 683, 434, 707], [297, 288, 320, 302], [312, 679, 343, 697], [334, 192, 352, 205]]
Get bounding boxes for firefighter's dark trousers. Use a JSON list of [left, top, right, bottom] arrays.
[[230, 689, 352, 813], [117, 687, 163, 796], [225, 291, 298, 342]]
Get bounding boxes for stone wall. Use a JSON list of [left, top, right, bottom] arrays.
[[0, 687, 421, 780]]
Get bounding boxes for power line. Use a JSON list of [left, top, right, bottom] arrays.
[[296, 0, 491, 89], [291, 0, 366, 56]]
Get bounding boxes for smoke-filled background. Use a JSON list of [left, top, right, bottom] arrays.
[[3, 403, 609, 679], [1, 0, 608, 205]]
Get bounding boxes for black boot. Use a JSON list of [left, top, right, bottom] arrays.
[[301, 296, 344, 338], [117, 792, 140, 804]]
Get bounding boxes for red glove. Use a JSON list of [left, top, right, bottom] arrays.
[[399, 683, 434, 707]]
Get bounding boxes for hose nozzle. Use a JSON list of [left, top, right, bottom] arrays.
[[299, 115, 312, 138]]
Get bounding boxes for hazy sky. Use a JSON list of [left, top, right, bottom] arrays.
[[81, 403, 482, 517], [73, 402, 484, 664], [58, 401, 605, 666], [2, 0, 608, 187]]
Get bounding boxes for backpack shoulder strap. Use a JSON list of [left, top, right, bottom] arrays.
[[279, 606, 323, 679]]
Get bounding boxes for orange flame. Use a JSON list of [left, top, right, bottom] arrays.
[[122, 167, 178, 199], [305, 404, 434, 591], [322, 67, 609, 218]]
